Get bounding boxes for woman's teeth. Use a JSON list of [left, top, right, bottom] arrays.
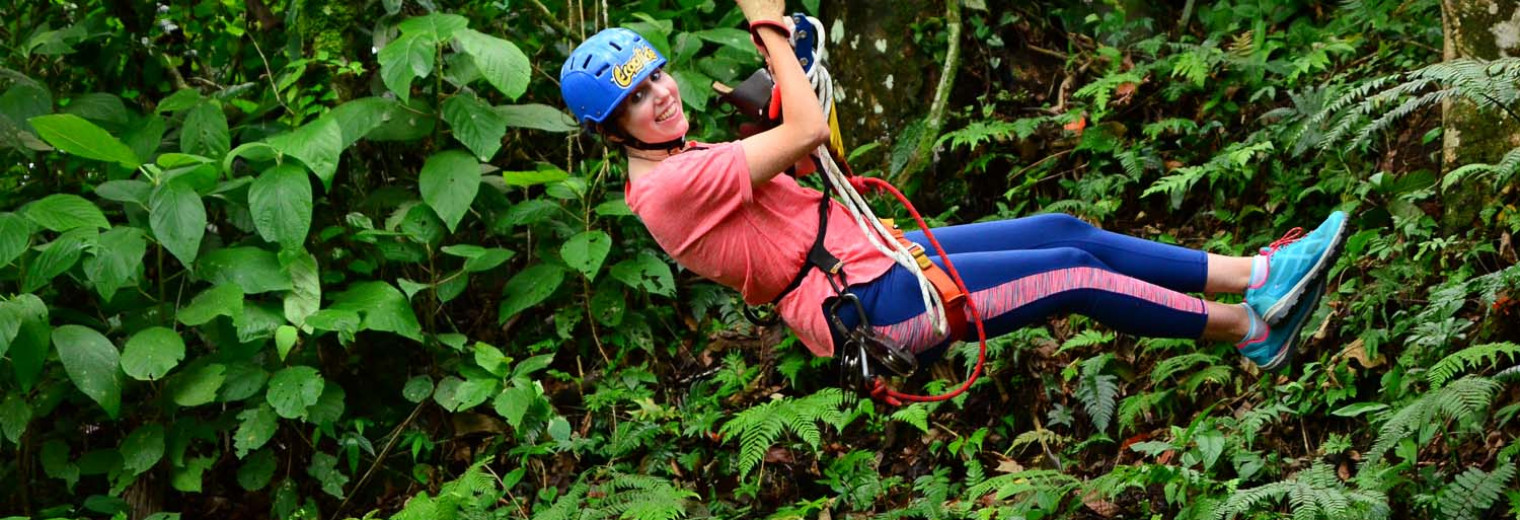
[[656, 106, 675, 123]]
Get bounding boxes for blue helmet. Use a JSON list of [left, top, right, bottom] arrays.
[[560, 28, 667, 125]]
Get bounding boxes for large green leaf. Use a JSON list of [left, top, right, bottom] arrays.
[[5, 294, 50, 391], [441, 245, 514, 272], [330, 281, 423, 341], [451, 377, 497, 412], [23, 193, 109, 232], [170, 456, 214, 493], [0, 393, 31, 444], [82, 226, 146, 301], [234, 404, 278, 458], [306, 452, 349, 498], [121, 327, 185, 381], [0, 213, 31, 267], [419, 150, 481, 233], [155, 89, 202, 114], [365, 97, 436, 141], [94, 180, 152, 206], [119, 424, 165, 477], [266, 118, 342, 190], [170, 362, 226, 407], [455, 29, 531, 100], [496, 104, 579, 133], [148, 179, 206, 267], [123, 115, 167, 162], [402, 376, 433, 403], [377, 33, 434, 103], [248, 164, 313, 249], [610, 253, 676, 296], [562, 230, 612, 280], [177, 283, 244, 326], [304, 384, 345, 425], [324, 97, 396, 147], [40, 440, 80, 491], [51, 325, 124, 418], [281, 249, 321, 328], [399, 13, 469, 42], [498, 264, 565, 323], [28, 114, 140, 168], [266, 366, 323, 419], [495, 383, 539, 429], [22, 227, 94, 292], [217, 362, 269, 402], [1, 82, 52, 131], [196, 247, 293, 294], [180, 101, 229, 159], [441, 94, 506, 161], [62, 93, 128, 128], [501, 164, 570, 187]]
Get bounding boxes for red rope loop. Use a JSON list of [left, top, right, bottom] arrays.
[[855, 176, 989, 405]]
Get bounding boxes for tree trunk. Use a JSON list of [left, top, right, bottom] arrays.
[[822, 1, 940, 160], [1439, 0, 1520, 231]]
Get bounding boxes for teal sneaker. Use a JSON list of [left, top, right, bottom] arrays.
[[1237, 278, 1326, 371], [1245, 211, 1349, 325]]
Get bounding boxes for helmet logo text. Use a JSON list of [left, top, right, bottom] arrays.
[[612, 46, 659, 88]]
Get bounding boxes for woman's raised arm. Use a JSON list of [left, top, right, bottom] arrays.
[[734, 0, 831, 186]]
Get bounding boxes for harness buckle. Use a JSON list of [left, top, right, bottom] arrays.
[[828, 293, 919, 392]]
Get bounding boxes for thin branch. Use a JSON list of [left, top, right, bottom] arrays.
[[248, 34, 293, 119], [329, 400, 427, 520], [896, 0, 963, 184], [527, 0, 576, 38]]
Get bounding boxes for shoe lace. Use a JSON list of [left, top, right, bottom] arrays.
[[1262, 227, 1305, 255]]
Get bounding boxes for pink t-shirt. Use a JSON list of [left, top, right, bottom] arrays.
[[625, 142, 895, 357]]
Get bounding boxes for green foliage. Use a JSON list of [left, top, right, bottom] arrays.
[[0, 0, 1516, 518], [718, 389, 855, 479], [1427, 342, 1520, 388], [1217, 462, 1390, 519], [1437, 462, 1516, 520]]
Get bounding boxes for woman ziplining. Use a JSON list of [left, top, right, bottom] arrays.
[[557, 0, 1349, 402]]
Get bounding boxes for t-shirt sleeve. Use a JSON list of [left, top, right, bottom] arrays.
[[666, 142, 752, 205]]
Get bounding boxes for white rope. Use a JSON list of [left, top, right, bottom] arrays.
[[793, 18, 949, 336]]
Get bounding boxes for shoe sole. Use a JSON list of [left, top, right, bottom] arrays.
[[1259, 278, 1328, 371], [1262, 217, 1350, 325]]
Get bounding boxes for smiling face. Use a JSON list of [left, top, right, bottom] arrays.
[[613, 68, 688, 144]]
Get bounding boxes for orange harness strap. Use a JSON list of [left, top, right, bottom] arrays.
[[879, 218, 968, 341]]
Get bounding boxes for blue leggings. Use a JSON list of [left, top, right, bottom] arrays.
[[830, 213, 1211, 354]]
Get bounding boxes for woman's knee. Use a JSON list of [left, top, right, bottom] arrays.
[[1047, 246, 1108, 270], [1031, 213, 1095, 236]]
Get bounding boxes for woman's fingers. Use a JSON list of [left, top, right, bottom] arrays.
[[735, 0, 785, 22]]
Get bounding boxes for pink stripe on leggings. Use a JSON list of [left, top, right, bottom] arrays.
[[873, 267, 1205, 353]]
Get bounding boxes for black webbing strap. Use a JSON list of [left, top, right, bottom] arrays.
[[769, 157, 840, 305]]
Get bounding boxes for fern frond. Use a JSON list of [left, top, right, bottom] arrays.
[[1427, 342, 1520, 388], [1076, 355, 1120, 432], [1118, 390, 1175, 432], [1220, 462, 1390, 520], [1150, 353, 1219, 384], [1368, 376, 1501, 463], [1437, 462, 1516, 520], [719, 389, 854, 479], [964, 469, 1080, 503], [532, 482, 590, 520]]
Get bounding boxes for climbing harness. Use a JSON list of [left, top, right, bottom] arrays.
[[725, 14, 991, 406]]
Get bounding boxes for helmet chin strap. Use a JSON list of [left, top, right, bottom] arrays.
[[621, 136, 687, 152]]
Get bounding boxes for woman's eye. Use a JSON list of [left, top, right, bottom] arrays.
[[629, 90, 645, 104], [651, 69, 663, 81]]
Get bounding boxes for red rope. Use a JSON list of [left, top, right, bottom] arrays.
[[853, 177, 988, 406]]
